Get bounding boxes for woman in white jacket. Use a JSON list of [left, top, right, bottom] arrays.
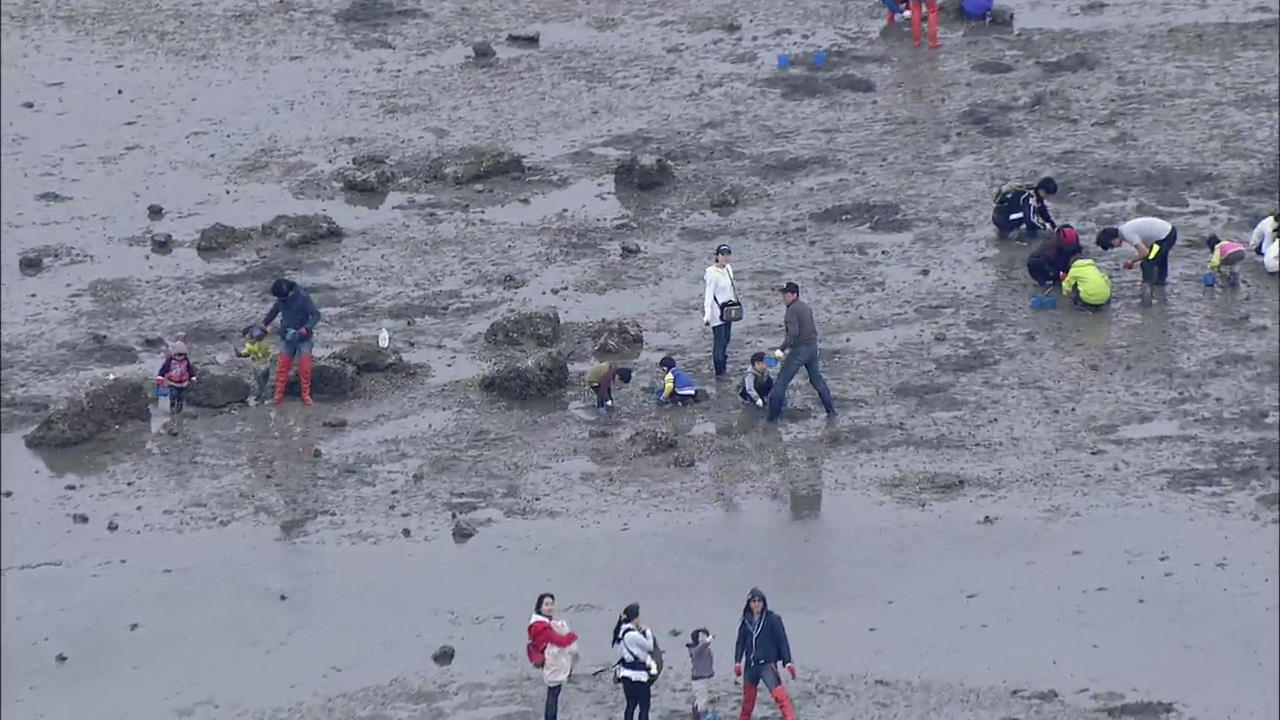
[[612, 602, 657, 720], [1249, 213, 1279, 274], [704, 243, 739, 377]]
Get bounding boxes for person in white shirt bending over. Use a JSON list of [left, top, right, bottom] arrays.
[[703, 243, 741, 378], [1095, 217, 1178, 302], [1249, 213, 1279, 274]]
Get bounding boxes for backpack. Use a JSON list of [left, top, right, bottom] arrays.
[[613, 628, 664, 686], [166, 358, 190, 384], [526, 640, 545, 669], [992, 181, 1025, 206]]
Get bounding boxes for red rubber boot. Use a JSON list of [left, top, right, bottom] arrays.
[[297, 353, 314, 406], [771, 686, 798, 720], [271, 355, 293, 405], [735, 683, 758, 720], [910, 0, 923, 46], [927, 0, 942, 49]]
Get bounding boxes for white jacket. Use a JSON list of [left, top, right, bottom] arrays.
[[703, 264, 737, 327], [542, 618, 579, 686], [1250, 216, 1279, 273]]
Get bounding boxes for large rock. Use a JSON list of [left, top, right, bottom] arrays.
[[484, 309, 561, 348], [593, 320, 644, 358], [196, 223, 252, 252], [24, 377, 150, 448], [439, 148, 525, 184], [614, 154, 674, 191], [328, 343, 403, 372], [279, 358, 360, 398], [185, 371, 252, 408], [479, 351, 568, 400], [261, 214, 343, 248], [337, 155, 396, 193]]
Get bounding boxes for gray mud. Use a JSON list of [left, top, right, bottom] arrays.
[[2, 0, 1278, 718]]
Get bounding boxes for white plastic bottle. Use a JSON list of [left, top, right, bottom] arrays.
[[378, 328, 390, 349]]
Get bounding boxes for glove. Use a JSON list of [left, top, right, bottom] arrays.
[[733, 664, 743, 677], [604, 399, 613, 408], [773, 349, 785, 360], [1058, 272, 1067, 282], [786, 664, 797, 680], [283, 328, 300, 343], [1123, 260, 1135, 270], [755, 398, 764, 408], [298, 327, 310, 339]]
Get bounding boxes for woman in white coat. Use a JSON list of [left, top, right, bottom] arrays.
[[1249, 213, 1279, 274], [704, 243, 740, 377]]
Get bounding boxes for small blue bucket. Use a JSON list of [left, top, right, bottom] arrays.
[[1202, 272, 1216, 287], [154, 385, 169, 397], [812, 50, 827, 68], [777, 53, 791, 70], [764, 356, 779, 369]]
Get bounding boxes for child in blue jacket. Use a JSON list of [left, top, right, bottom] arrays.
[[655, 356, 699, 406]]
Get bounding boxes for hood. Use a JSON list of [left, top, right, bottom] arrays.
[[1073, 258, 1097, 270], [271, 278, 297, 299], [686, 627, 710, 649], [529, 612, 551, 627], [741, 587, 769, 618], [168, 341, 188, 356]]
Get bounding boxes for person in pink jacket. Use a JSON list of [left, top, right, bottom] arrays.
[[1205, 234, 1247, 286]]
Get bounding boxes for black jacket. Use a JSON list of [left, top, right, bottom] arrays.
[[994, 187, 1056, 233], [733, 588, 793, 667], [1029, 234, 1082, 276], [262, 281, 322, 332]]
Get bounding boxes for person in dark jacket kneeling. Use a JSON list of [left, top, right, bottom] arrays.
[[733, 588, 797, 720]]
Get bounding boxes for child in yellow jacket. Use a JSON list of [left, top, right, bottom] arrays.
[[1060, 257, 1111, 310], [236, 325, 275, 403]]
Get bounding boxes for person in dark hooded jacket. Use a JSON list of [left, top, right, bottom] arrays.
[[993, 177, 1058, 240], [260, 278, 321, 405], [732, 588, 797, 720], [1026, 224, 1082, 287]]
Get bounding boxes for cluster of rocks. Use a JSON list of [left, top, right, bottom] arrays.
[[23, 343, 408, 448], [335, 147, 527, 195], [195, 214, 343, 252]]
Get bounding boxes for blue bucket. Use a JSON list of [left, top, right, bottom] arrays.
[[764, 356, 779, 369], [777, 53, 790, 70], [1202, 272, 1216, 287], [812, 50, 827, 68]]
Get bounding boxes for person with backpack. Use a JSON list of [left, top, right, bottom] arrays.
[[527, 593, 579, 720], [992, 177, 1058, 240], [612, 603, 658, 720], [703, 243, 741, 378], [732, 588, 797, 720]]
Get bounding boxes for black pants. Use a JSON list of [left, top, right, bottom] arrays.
[[1070, 287, 1109, 311], [740, 377, 774, 405], [545, 684, 562, 720], [622, 678, 651, 720], [993, 206, 1041, 238], [711, 322, 732, 376], [168, 385, 187, 413], [591, 383, 613, 408], [1026, 252, 1056, 285], [743, 663, 783, 690], [1140, 226, 1177, 286]]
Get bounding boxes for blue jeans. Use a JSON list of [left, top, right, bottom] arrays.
[[280, 337, 313, 359], [711, 322, 732, 376], [767, 344, 835, 421]]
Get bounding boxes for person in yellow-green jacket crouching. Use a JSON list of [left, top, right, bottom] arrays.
[[236, 325, 275, 404], [1060, 257, 1111, 311]]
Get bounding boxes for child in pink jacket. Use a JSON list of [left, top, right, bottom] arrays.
[[1205, 234, 1247, 286]]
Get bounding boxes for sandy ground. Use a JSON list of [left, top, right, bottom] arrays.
[[2, 0, 1278, 718]]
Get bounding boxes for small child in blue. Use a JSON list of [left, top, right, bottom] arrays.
[[655, 356, 699, 406]]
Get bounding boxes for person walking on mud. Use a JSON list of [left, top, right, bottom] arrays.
[[260, 278, 321, 405], [732, 588, 797, 720], [767, 282, 836, 422], [1095, 216, 1178, 304], [612, 603, 658, 720], [703, 243, 741, 379], [527, 593, 580, 720]]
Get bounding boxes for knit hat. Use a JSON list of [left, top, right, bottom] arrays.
[[616, 367, 633, 384], [169, 341, 188, 355]]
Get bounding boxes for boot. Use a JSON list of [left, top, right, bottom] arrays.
[[770, 686, 798, 720], [298, 353, 314, 406], [910, 0, 923, 46], [885, 9, 895, 26], [735, 683, 758, 720], [927, 0, 941, 49], [272, 355, 293, 405]]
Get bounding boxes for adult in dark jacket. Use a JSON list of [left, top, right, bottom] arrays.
[[767, 282, 835, 423], [259, 278, 322, 405], [1026, 224, 1082, 287], [993, 177, 1058, 240], [732, 588, 796, 720]]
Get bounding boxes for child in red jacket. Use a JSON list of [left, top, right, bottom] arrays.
[[528, 593, 579, 720], [156, 341, 198, 413]]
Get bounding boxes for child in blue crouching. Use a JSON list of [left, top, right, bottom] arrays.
[[655, 356, 699, 406]]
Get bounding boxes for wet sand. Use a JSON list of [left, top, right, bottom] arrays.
[[3, 0, 1279, 717]]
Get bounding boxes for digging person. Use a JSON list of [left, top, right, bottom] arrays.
[[259, 278, 322, 405], [1026, 224, 1082, 288], [732, 588, 798, 720], [1094, 216, 1178, 303], [767, 282, 836, 422], [992, 177, 1058, 241]]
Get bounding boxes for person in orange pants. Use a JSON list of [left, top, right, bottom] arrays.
[[260, 278, 322, 405], [732, 588, 797, 720], [883, 0, 941, 48]]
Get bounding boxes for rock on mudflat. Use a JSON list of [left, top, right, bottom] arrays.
[[614, 154, 674, 191], [631, 427, 678, 454], [280, 358, 360, 398], [196, 222, 252, 252], [451, 516, 478, 543], [261, 214, 343, 248], [593, 320, 644, 358], [972, 60, 1014, 75], [440, 148, 524, 184], [432, 644, 456, 666], [472, 41, 496, 59], [150, 233, 174, 253], [185, 372, 252, 408], [25, 377, 151, 448], [506, 31, 540, 45], [479, 351, 569, 400], [18, 253, 43, 273], [484, 309, 561, 347], [337, 154, 396, 193], [620, 240, 643, 257], [328, 343, 403, 372], [146, 203, 165, 218]]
